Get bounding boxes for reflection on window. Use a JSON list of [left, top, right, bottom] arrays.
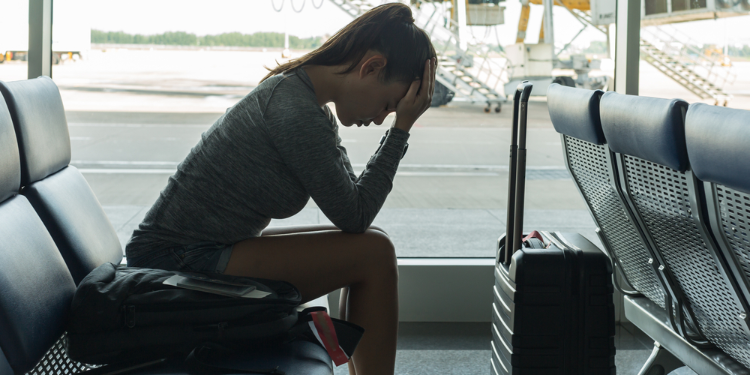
[[693, 0, 708, 8], [645, 0, 669, 16], [9, 0, 620, 258]]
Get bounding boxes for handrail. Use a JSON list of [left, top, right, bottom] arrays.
[[640, 24, 735, 104], [328, 0, 509, 102]]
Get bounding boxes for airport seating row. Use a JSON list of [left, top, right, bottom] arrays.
[[0, 77, 334, 375], [548, 83, 750, 374]]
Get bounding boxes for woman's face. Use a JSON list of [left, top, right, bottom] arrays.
[[336, 56, 411, 127]]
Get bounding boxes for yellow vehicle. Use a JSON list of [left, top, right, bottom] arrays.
[[704, 45, 733, 67], [0, 0, 91, 65], [506, 0, 747, 98], [504, 0, 615, 96]]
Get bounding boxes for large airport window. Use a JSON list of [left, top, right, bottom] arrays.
[[3, 0, 619, 259]]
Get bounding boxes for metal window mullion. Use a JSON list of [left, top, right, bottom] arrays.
[[28, 0, 53, 79], [614, 0, 640, 95]]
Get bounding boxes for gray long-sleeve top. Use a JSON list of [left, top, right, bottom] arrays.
[[125, 68, 409, 259]]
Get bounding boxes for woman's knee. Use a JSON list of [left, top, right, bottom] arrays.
[[368, 225, 389, 237], [359, 229, 398, 278]]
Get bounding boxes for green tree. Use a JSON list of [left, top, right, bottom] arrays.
[[92, 29, 324, 48]]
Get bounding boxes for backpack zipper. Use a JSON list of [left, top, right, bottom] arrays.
[[124, 305, 136, 328]]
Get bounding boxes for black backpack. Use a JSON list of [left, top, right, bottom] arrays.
[[66, 262, 362, 368]]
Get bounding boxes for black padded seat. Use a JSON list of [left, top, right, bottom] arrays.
[[0, 89, 79, 374], [686, 103, 750, 355], [0, 198, 78, 374], [134, 340, 333, 374], [0, 348, 12, 375], [0, 77, 123, 285], [601, 91, 750, 367], [0, 80, 334, 375], [0, 94, 19, 204], [199, 341, 332, 374], [547, 83, 668, 310]]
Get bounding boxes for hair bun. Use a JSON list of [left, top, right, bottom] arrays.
[[379, 3, 415, 24], [396, 9, 415, 24]]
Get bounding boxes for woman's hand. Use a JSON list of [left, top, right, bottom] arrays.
[[392, 57, 436, 133]]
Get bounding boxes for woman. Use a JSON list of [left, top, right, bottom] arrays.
[[125, 3, 436, 374]]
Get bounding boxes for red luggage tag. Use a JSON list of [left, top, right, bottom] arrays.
[[308, 311, 350, 366]]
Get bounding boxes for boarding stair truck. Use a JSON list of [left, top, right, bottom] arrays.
[[329, 0, 510, 112], [0, 0, 91, 64], [504, 0, 616, 98], [508, 0, 748, 104], [330, 0, 746, 106], [638, 0, 749, 106], [412, 0, 509, 112]]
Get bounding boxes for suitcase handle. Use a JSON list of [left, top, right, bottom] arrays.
[[504, 81, 534, 265]]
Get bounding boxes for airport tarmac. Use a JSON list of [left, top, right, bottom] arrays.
[[1, 48, 748, 257]]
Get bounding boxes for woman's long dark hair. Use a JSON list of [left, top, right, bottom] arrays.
[[261, 2, 436, 84]]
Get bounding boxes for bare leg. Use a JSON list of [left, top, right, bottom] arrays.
[[224, 227, 398, 375], [253, 224, 386, 375], [340, 286, 357, 375], [265, 225, 384, 375]]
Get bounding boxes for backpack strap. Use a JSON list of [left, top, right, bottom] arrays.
[[76, 358, 169, 375]]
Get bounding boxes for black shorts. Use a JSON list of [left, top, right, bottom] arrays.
[[126, 241, 234, 274]]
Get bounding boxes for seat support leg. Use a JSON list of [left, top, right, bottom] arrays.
[[637, 342, 685, 375]]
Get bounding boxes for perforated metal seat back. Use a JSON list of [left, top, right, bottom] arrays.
[[547, 83, 666, 309], [621, 156, 750, 367], [24, 334, 92, 375], [686, 103, 750, 367], [601, 92, 750, 368], [716, 187, 750, 294], [563, 135, 666, 308]]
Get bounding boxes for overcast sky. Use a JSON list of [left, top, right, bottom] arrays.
[[86, 0, 750, 47], [6, 0, 750, 48]]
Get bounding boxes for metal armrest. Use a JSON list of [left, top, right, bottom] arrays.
[[625, 296, 750, 374], [298, 295, 330, 312]]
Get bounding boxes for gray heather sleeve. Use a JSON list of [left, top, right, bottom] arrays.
[[330, 108, 357, 182], [264, 96, 409, 233]]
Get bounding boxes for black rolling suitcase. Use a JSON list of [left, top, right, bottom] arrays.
[[490, 82, 616, 375]]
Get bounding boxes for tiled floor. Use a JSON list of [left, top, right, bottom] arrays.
[[331, 323, 697, 375]]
